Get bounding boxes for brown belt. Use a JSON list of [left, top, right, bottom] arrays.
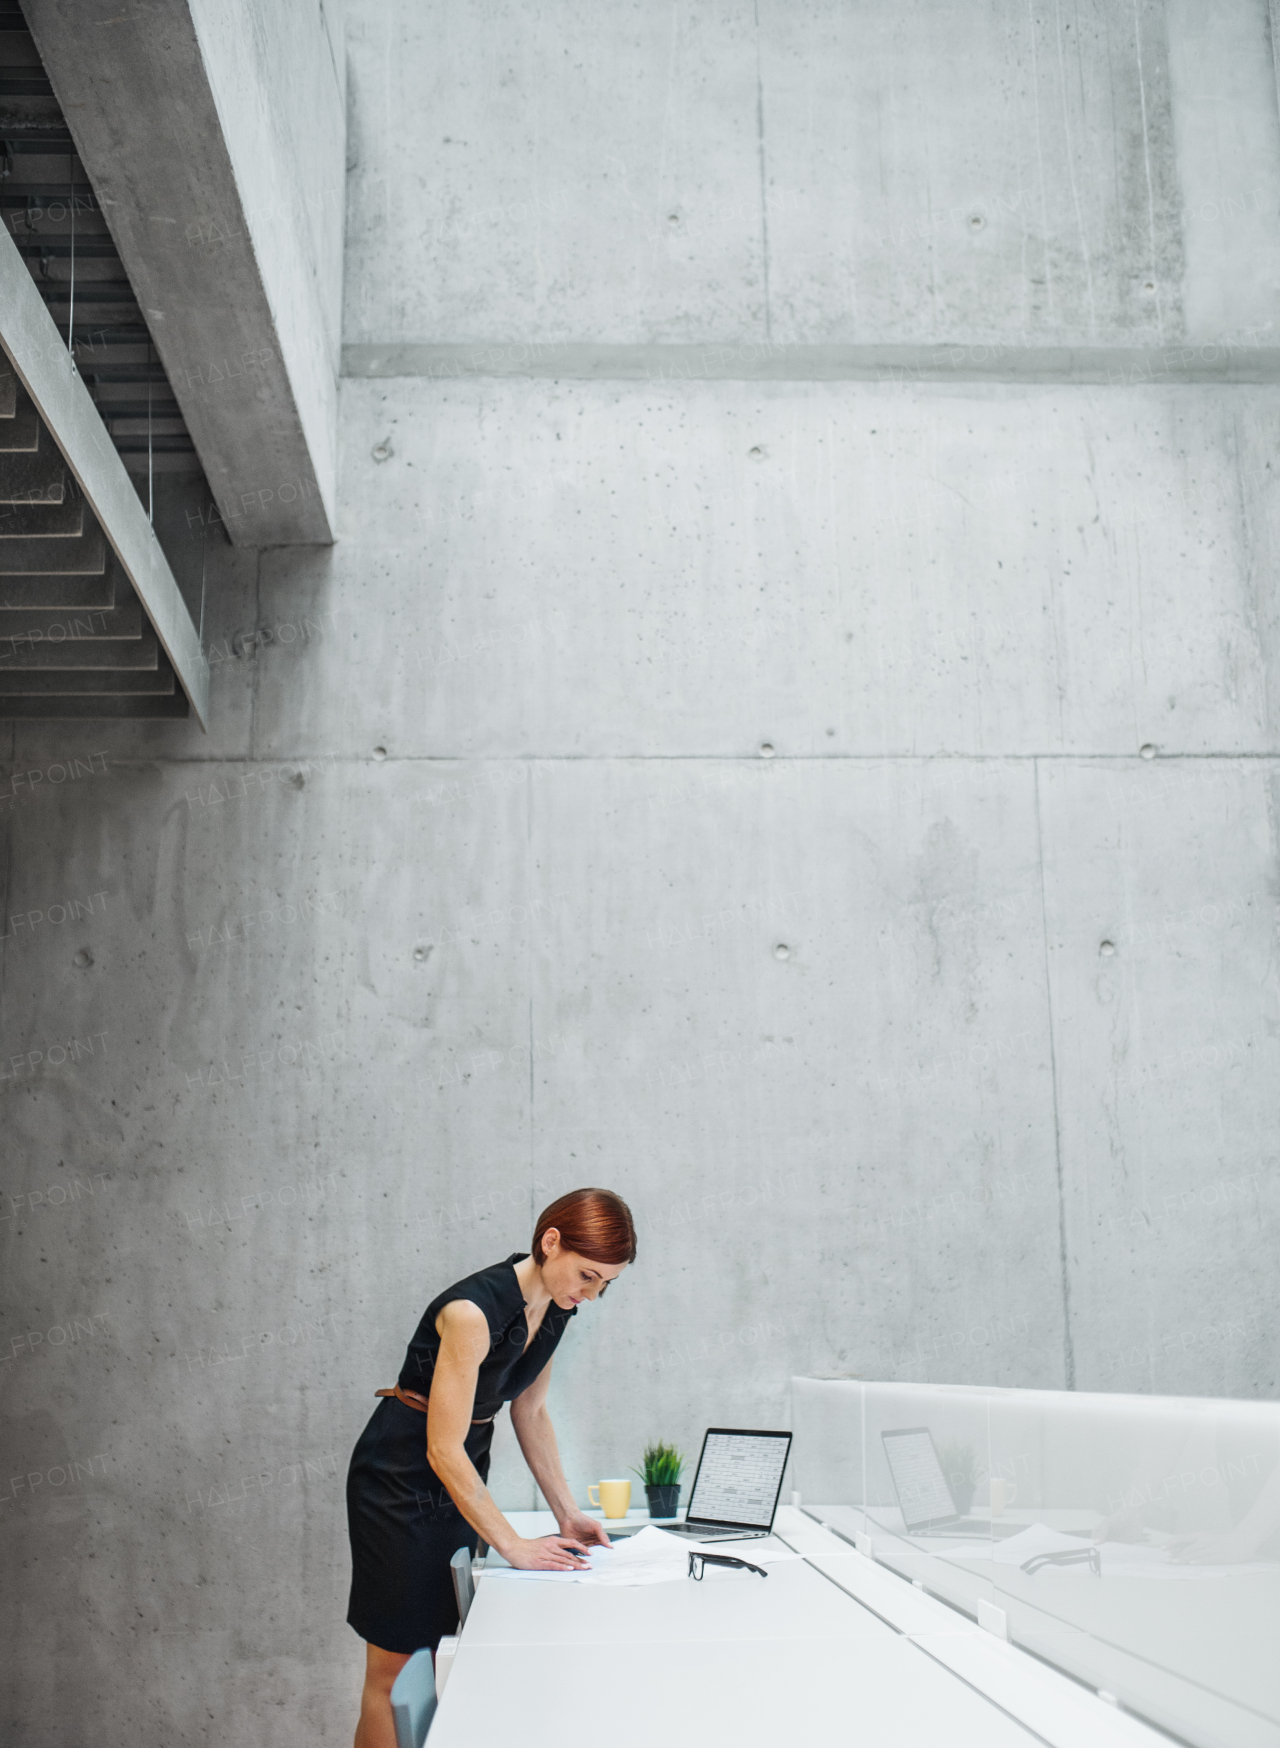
[[376, 1385, 494, 1425]]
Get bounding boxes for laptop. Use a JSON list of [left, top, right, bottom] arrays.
[[881, 1426, 1024, 1539], [657, 1427, 792, 1543]]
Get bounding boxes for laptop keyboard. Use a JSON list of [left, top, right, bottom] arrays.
[[662, 1522, 769, 1541]]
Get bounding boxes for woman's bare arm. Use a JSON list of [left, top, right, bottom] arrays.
[[425, 1301, 589, 1570], [510, 1359, 611, 1547]]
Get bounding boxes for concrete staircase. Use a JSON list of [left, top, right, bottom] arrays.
[[0, 367, 186, 716], [0, 2, 199, 473], [0, 0, 209, 719]]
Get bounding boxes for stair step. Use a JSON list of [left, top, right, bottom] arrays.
[[0, 76, 55, 98], [11, 243, 120, 262], [0, 570, 116, 612], [0, 189, 103, 212], [0, 692, 189, 719], [0, 524, 106, 575], [0, 494, 85, 537], [38, 285, 139, 306], [0, 660, 174, 695], [0, 395, 39, 454], [0, 589, 142, 644], [0, 626, 157, 670], [0, 426, 66, 504]]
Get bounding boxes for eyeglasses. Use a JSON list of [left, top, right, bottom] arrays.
[[688, 1551, 769, 1581], [1021, 1545, 1101, 1576]]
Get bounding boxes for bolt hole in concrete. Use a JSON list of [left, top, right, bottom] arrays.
[[372, 746, 388, 761], [774, 943, 790, 961], [1139, 743, 1157, 759], [667, 212, 680, 225], [73, 949, 93, 969], [1099, 940, 1116, 958], [748, 445, 765, 460], [413, 946, 432, 963], [286, 771, 305, 790], [759, 742, 775, 758], [372, 439, 393, 462], [969, 213, 985, 229]]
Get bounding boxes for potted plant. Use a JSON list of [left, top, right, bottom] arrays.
[[633, 1440, 684, 1519], [937, 1440, 979, 1516]]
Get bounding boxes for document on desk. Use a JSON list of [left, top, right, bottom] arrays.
[[485, 1526, 803, 1587]]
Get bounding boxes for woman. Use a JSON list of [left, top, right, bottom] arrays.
[[346, 1186, 637, 1747]]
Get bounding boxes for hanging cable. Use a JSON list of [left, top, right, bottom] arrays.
[[147, 341, 154, 525], [66, 148, 76, 366], [198, 515, 208, 655]]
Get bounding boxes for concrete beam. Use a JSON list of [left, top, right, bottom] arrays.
[[22, 0, 339, 548], [342, 340, 1280, 385], [0, 226, 209, 726]]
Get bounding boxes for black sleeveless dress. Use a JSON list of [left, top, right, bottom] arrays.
[[345, 1252, 577, 1652]]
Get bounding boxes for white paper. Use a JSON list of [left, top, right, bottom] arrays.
[[579, 1528, 688, 1587], [483, 1526, 803, 1586]]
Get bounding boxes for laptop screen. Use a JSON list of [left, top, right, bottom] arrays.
[[881, 1426, 957, 1529], [687, 1428, 792, 1529]]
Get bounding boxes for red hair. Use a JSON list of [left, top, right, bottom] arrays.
[[532, 1188, 637, 1268]]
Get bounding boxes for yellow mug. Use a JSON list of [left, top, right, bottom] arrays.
[[588, 1479, 632, 1519]]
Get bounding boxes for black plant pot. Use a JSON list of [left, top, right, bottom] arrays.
[[645, 1483, 680, 1519]]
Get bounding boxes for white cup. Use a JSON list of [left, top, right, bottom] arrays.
[[989, 1477, 1018, 1518]]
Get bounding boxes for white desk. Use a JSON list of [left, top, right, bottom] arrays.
[[431, 1636, 1043, 1746], [813, 1503, 1280, 1748], [470, 1541, 889, 1648], [425, 1509, 1075, 1747]]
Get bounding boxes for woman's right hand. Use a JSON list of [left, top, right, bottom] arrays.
[[503, 1535, 592, 1571]]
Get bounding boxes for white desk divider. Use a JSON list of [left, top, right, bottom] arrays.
[[792, 1377, 1280, 1748], [434, 1636, 458, 1698]]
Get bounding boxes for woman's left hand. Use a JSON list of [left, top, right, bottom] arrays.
[[559, 1509, 612, 1549]]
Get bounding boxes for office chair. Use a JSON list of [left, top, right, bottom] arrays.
[[450, 1546, 475, 1625], [389, 1649, 437, 1748]]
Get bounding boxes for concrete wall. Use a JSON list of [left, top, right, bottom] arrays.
[[342, 0, 1280, 350], [3, 3, 1279, 1745]]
